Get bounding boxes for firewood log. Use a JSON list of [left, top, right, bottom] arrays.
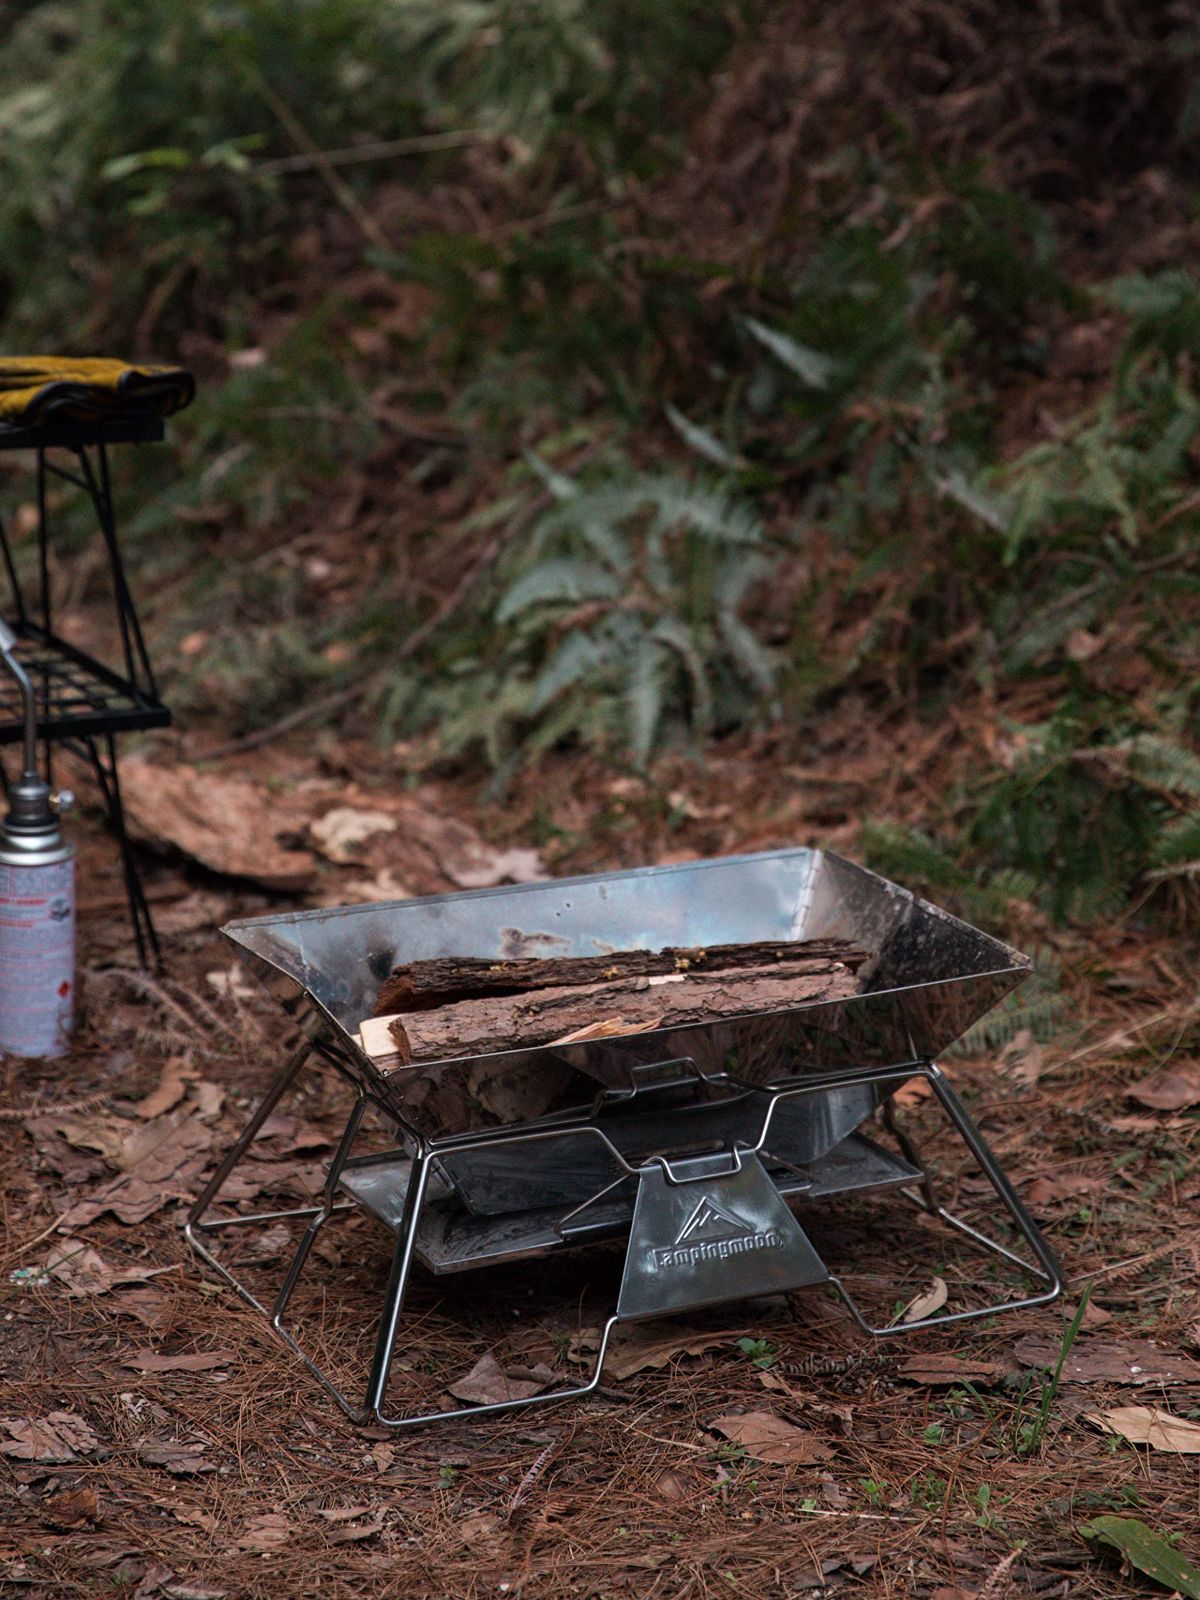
[[372, 937, 867, 1015], [360, 956, 859, 1069]]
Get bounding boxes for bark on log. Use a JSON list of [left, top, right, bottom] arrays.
[[372, 936, 868, 1016], [361, 956, 859, 1068]]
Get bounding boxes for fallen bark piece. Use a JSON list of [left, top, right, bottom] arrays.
[[1023, 1336, 1200, 1385], [373, 937, 868, 1015], [119, 759, 317, 891], [363, 958, 859, 1067], [896, 1354, 1001, 1386]]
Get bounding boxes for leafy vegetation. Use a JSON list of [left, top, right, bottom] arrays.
[[424, 464, 776, 768], [1, 0, 1197, 932]]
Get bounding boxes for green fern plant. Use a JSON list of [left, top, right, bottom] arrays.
[[949, 949, 1065, 1055], [463, 464, 778, 764], [861, 822, 1037, 930]]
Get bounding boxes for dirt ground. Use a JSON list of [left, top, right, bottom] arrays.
[[2, 726, 1199, 1600]]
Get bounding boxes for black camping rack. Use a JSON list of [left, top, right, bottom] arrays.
[[0, 417, 170, 966]]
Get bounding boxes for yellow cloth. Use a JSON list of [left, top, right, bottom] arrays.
[[0, 357, 194, 428]]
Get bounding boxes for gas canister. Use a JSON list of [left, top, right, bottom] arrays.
[[0, 620, 74, 1058]]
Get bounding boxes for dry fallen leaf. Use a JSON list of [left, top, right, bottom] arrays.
[[29, 1111, 129, 1165], [449, 845, 547, 890], [708, 1411, 830, 1465], [892, 1077, 933, 1108], [1107, 1113, 1191, 1133], [151, 889, 230, 938], [122, 1349, 236, 1375], [192, 1081, 225, 1121], [1079, 1299, 1114, 1328], [1086, 1405, 1200, 1453], [237, 1512, 294, 1551], [570, 1321, 731, 1381], [38, 1484, 100, 1529], [134, 1057, 195, 1120], [310, 807, 398, 864], [457, 1510, 501, 1544], [304, 781, 547, 899], [338, 868, 414, 903], [653, 1468, 691, 1502], [999, 1027, 1045, 1087], [136, 1438, 215, 1475], [326, 1514, 387, 1545], [1024, 1169, 1102, 1206], [0, 1411, 100, 1463], [901, 1276, 948, 1324], [204, 966, 256, 1001], [1129, 1058, 1200, 1111], [44, 1239, 163, 1297], [448, 1352, 551, 1406], [57, 1108, 216, 1228]]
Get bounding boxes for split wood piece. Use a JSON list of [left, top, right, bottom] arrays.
[[372, 937, 869, 1016], [360, 957, 859, 1069]]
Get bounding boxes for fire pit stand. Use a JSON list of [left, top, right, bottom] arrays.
[[186, 850, 1063, 1430]]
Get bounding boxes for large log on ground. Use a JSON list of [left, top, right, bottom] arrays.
[[372, 937, 868, 1015], [360, 957, 859, 1069]]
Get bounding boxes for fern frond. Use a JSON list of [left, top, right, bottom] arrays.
[[642, 473, 764, 545], [625, 635, 667, 764], [1122, 733, 1200, 798], [744, 316, 837, 389], [529, 629, 609, 714], [862, 823, 970, 896], [716, 607, 776, 698], [665, 403, 741, 469], [948, 948, 1064, 1055], [496, 557, 619, 622], [1151, 811, 1200, 877], [523, 448, 579, 502], [713, 549, 771, 610], [651, 615, 713, 730]]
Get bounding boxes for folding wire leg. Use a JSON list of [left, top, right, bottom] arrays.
[[185, 1055, 1064, 1432], [184, 1056, 623, 1429], [75, 732, 160, 969], [820, 1062, 1064, 1334]]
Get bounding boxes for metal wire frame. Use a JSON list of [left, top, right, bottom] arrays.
[[185, 1047, 1064, 1432], [0, 431, 169, 965]]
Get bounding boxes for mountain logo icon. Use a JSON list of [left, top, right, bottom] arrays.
[[673, 1195, 755, 1246]]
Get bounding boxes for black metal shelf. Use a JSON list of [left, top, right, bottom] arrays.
[[0, 623, 169, 746], [0, 416, 164, 452]]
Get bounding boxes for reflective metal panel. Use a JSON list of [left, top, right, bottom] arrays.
[[222, 849, 1029, 1153]]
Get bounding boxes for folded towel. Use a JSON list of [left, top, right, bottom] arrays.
[[0, 357, 195, 428]]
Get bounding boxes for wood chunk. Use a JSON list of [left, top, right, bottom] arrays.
[[362, 958, 858, 1068], [373, 937, 868, 1016]]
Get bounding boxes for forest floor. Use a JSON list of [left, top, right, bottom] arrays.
[[4, 4, 1200, 1590], [2, 703, 1199, 1600]]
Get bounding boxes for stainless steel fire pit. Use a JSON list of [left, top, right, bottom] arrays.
[[185, 848, 1063, 1429]]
